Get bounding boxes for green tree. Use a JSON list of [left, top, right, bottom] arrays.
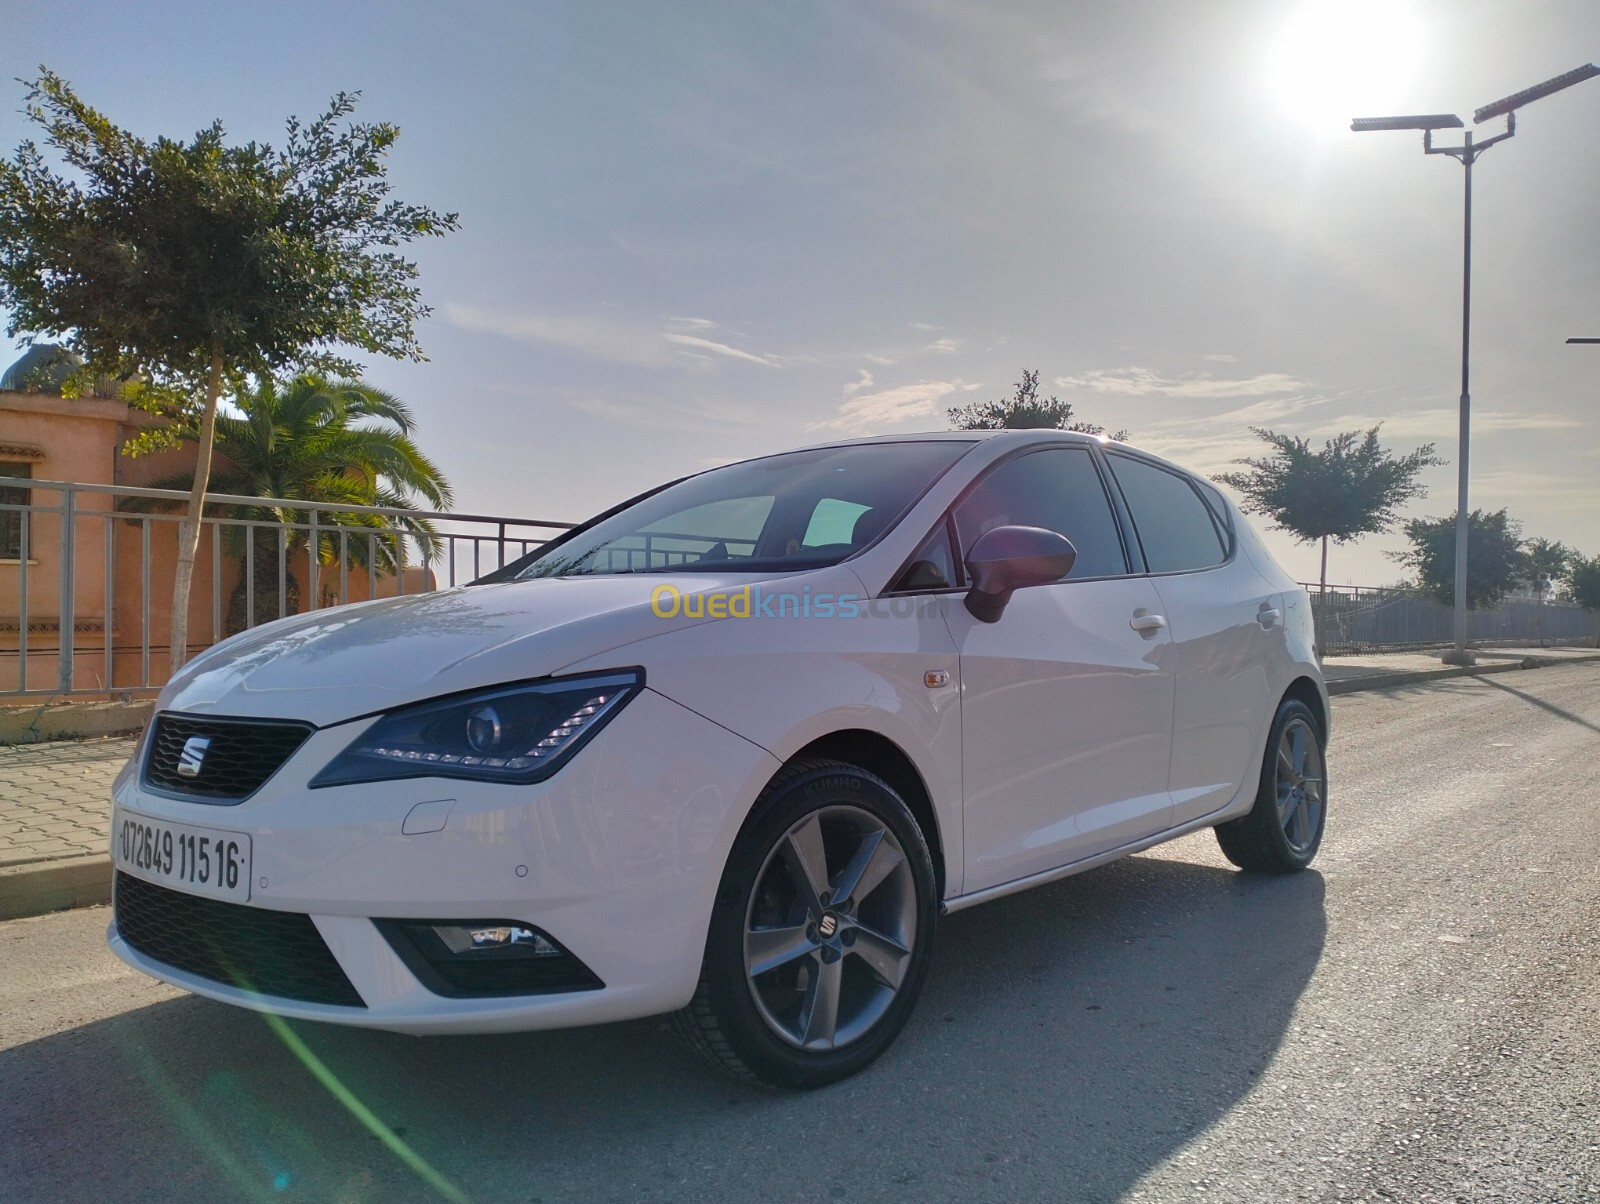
[[948, 369, 1129, 438], [129, 375, 452, 634], [1521, 537, 1573, 601], [1564, 552, 1600, 647], [0, 70, 457, 669], [1521, 536, 1574, 643], [1219, 426, 1443, 644], [1391, 509, 1525, 610]]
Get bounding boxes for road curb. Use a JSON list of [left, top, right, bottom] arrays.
[[0, 700, 153, 746], [1325, 652, 1600, 696], [0, 853, 112, 921]]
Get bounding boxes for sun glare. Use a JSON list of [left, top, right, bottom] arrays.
[[1265, 0, 1427, 132]]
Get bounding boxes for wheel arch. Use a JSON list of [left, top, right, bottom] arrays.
[[781, 729, 949, 902], [1281, 675, 1329, 741]]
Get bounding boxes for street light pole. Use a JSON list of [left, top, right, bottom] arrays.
[[1454, 130, 1473, 661], [1353, 64, 1599, 665]]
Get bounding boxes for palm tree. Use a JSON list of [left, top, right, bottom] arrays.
[[132, 374, 452, 633]]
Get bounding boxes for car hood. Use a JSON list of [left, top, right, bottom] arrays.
[[158, 572, 788, 725]]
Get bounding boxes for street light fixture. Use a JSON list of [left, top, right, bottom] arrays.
[[1566, 338, 1600, 344], [1353, 64, 1599, 666]]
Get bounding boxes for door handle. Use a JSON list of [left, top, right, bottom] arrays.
[[1257, 607, 1282, 629], [1129, 612, 1167, 633]]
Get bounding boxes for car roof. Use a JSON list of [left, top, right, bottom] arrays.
[[786, 429, 1220, 490], [799, 428, 1106, 450]]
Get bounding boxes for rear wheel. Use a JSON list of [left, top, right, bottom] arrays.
[[674, 758, 938, 1088], [1215, 699, 1326, 873]]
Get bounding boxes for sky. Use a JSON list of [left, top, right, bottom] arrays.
[[3, 0, 1597, 585]]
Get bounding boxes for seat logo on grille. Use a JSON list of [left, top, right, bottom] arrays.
[[177, 736, 212, 778]]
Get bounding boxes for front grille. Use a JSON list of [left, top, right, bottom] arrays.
[[143, 712, 314, 802], [114, 871, 365, 1008]]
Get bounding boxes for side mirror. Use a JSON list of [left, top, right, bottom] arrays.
[[963, 525, 1077, 623]]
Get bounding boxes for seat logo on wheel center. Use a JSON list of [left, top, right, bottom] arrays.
[[818, 913, 839, 939]]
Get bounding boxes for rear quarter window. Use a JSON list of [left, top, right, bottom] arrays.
[[1106, 454, 1228, 574]]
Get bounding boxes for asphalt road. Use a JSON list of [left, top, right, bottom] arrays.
[[3, 664, 1598, 1203]]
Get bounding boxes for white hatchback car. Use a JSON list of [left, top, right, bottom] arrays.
[[109, 431, 1327, 1088]]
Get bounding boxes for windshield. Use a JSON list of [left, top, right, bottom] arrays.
[[511, 441, 974, 578]]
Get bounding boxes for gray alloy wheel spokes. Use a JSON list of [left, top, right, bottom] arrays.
[[743, 805, 918, 1051], [1274, 717, 1325, 856]]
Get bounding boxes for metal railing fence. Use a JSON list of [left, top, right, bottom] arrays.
[[1299, 582, 1597, 655], [1, 475, 570, 699], [5, 475, 1595, 699]]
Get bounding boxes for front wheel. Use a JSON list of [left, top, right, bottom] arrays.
[[674, 758, 938, 1088], [1215, 699, 1327, 873]]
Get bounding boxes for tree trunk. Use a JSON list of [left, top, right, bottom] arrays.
[[168, 350, 225, 673], [1318, 534, 1329, 662]]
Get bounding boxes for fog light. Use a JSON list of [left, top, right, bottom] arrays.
[[376, 918, 604, 998], [431, 923, 562, 957]]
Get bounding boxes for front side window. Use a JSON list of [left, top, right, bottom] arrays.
[[512, 441, 974, 578], [951, 447, 1128, 579], [1106, 454, 1227, 573], [0, 462, 31, 560]]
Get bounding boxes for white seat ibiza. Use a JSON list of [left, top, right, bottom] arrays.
[[109, 431, 1327, 1088]]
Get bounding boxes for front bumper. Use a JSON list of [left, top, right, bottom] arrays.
[[107, 687, 780, 1034]]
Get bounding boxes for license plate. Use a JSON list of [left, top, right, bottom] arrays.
[[114, 811, 252, 903]]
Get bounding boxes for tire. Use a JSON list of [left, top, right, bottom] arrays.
[[673, 757, 939, 1089], [1215, 698, 1327, 873]]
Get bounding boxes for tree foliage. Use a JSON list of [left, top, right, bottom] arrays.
[[1566, 553, 1600, 614], [1520, 537, 1574, 600], [1218, 426, 1442, 548], [0, 71, 457, 391], [0, 69, 457, 666], [948, 369, 1128, 438], [1391, 509, 1526, 610]]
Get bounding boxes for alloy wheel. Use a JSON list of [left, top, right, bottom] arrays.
[[742, 804, 918, 1051], [1275, 717, 1325, 856]]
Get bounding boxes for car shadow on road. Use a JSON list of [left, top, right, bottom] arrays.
[[0, 854, 1324, 1203]]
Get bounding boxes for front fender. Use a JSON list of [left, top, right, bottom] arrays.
[[559, 585, 966, 895]]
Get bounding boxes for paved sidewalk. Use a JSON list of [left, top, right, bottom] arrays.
[[0, 736, 132, 866], [1320, 643, 1600, 693], [0, 736, 132, 918], [1, 644, 1596, 918]]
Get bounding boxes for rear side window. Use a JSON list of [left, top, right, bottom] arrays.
[[952, 447, 1127, 579], [1106, 454, 1227, 573]]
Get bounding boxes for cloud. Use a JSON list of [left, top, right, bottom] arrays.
[[1056, 367, 1307, 398], [808, 379, 969, 435], [1306, 409, 1582, 440], [924, 338, 962, 354], [1471, 469, 1600, 506], [445, 304, 782, 368], [443, 304, 671, 366], [842, 369, 875, 396], [661, 332, 781, 367], [863, 353, 898, 366], [1203, 353, 1238, 363], [908, 321, 942, 332]]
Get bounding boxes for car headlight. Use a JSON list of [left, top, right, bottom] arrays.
[[309, 670, 643, 788]]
